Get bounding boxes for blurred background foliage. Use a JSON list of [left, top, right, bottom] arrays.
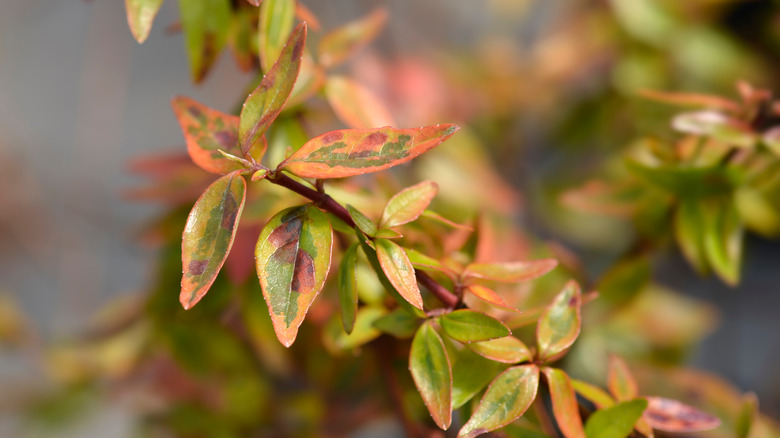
[[3, 0, 780, 436]]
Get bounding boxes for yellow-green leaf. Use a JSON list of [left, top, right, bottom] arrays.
[[571, 379, 615, 410], [465, 337, 532, 364], [675, 200, 709, 274], [463, 259, 558, 284], [325, 75, 396, 129], [440, 310, 510, 344], [373, 308, 419, 339], [736, 392, 758, 438], [410, 322, 452, 430], [125, 0, 163, 43], [702, 197, 743, 286], [543, 367, 585, 438], [255, 205, 333, 347], [458, 364, 539, 438], [444, 337, 507, 409], [179, 0, 231, 83], [172, 96, 266, 174], [278, 125, 459, 179], [347, 205, 377, 237], [536, 281, 582, 360], [380, 180, 438, 228], [338, 242, 359, 334], [257, 0, 295, 72], [608, 355, 638, 401], [180, 171, 246, 309], [317, 8, 388, 68], [240, 22, 306, 154], [584, 399, 648, 438], [375, 238, 423, 309]]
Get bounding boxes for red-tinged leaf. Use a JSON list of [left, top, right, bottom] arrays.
[[608, 355, 639, 401], [255, 205, 333, 347], [228, 8, 256, 72], [125, 0, 163, 43], [584, 399, 648, 438], [421, 210, 474, 230], [278, 124, 459, 179], [240, 22, 306, 153], [463, 259, 558, 284], [465, 337, 532, 364], [171, 96, 266, 174], [571, 379, 616, 410], [543, 367, 586, 438], [466, 284, 515, 310], [375, 238, 423, 309], [257, 0, 295, 72], [639, 89, 740, 112], [317, 7, 388, 68], [338, 242, 359, 334], [410, 322, 452, 430], [294, 3, 320, 31], [380, 180, 438, 228], [440, 310, 510, 343], [672, 111, 756, 148], [642, 396, 721, 432], [458, 365, 539, 438], [536, 280, 582, 360], [179, 0, 231, 83], [325, 76, 396, 129], [245, 0, 260, 5], [180, 171, 246, 309]]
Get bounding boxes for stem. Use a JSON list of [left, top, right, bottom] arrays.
[[266, 170, 460, 309]]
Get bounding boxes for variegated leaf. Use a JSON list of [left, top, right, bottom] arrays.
[[465, 336, 532, 364], [240, 22, 306, 153], [181, 171, 246, 309], [278, 125, 459, 179], [375, 238, 423, 309], [410, 321, 453, 430], [172, 96, 266, 174], [440, 310, 510, 344], [380, 180, 438, 228], [463, 258, 558, 283], [257, 0, 295, 72], [543, 367, 586, 438], [536, 280, 582, 360], [179, 0, 231, 83], [125, 0, 163, 44], [255, 205, 333, 347]]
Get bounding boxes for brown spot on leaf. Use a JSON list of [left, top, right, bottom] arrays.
[[272, 241, 299, 264], [322, 131, 343, 144], [568, 295, 580, 307], [188, 106, 202, 118], [364, 132, 388, 148], [221, 193, 238, 229], [214, 130, 237, 147], [268, 217, 303, 246], [189, 260, 209, 276], [291, 250, 315, 293], [292, 37, 304, 62]]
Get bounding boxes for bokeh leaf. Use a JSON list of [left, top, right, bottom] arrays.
[[463, 259, 558, 283], [458, 364, 539, 438], [317, 8, 388, 68], [338, 242, 359, 334], [675, 200, 709, 274], [179, 0, 231, 83], [325, 75, 396, 129], [466, 284, 515, 310], [608, 355, 639, 401], [642, 396, 721, 432], [572, 379, 615, 409], [125, 0, 163, 43], [410, 322, 452, 430], [543, 367, 585, 438], [584, 399, 648, 438], [375, 238, 423, 309], [380, 180, 438, 228], [373, 308, 418, 339], [180, 171, 246, 309], [172, 96, 266, 174], [465, 337, 532, 364], [440, 310, 511, 343], [240, 22, 306, 154], [257, 0, 295, 72], [736, 392, 758, 438], [672, 111, 755, 148], [278, 124, 459, 179], [255, 205, 333, 347], [536, 281, 582, 360], [702, 197, 743, 286]]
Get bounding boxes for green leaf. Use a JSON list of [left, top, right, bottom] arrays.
[[571, 379, 615, 410], [702, 197, 743, 285], [736, 392, 758, 438], [257, 0, 295, 72], [466, 337, 532, 364], [374, 228, 402, 239], [240, 22, 306, 154], [443, 337, 507, 409], [325, 75, 396, 129], [373, 308, 419, 339], [179, 0, 231, 83], [375, 238, 423, 309], [440, 310, 511, 344], [338, 242, 359, 334], [543, 367, 585, 438], [227, 7, 256, 72], [596, 256, 650, 306], [380, 180, 439, 228], [404, 248, 451, 275], [625, 160, 737, 198], [675, 200, 710, 274], [255, 205, 333, 347], [458, 365, 540, 438], [410, 322, 452, 430], [607, 355, 638, 401], [463, 259, 558, 283], [536, 281, 582, 360], [317, 8, 388, 68], [125, 0, 163, 43], [172, 96, 266, 175], [584, 399, 648, 438], [180, 171, 246, 309], [278, 125, 459, 179], [328, 306, 385, 350], [347, 205, 377, 237]]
